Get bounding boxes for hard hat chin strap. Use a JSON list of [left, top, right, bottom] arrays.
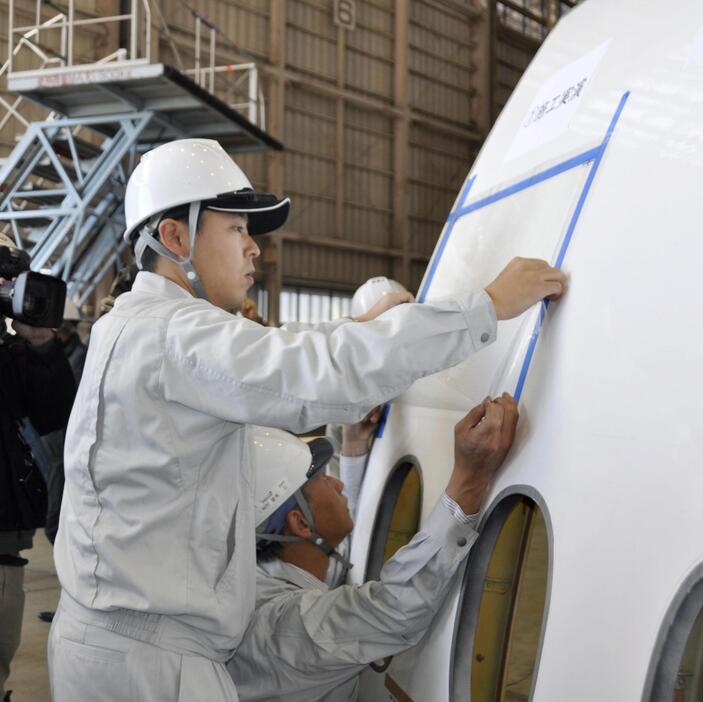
[[135, 201, 209, 301], [256, 488, 353, 581]]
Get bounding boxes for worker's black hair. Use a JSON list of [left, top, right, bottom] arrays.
[[255, 540, 284, 564]]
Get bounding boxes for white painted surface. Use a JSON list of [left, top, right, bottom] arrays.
[[350, 1, 703, 700]]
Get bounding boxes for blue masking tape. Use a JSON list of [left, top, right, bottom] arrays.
[[418, 175, 476, 303], [513, 90, 630, 402], [414, 90, 630, 403], [375, 403, 392, 439], [452, 145, 602, 222]]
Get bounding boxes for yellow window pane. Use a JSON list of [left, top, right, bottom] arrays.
[[471, 498, 549, 702], [383, 466, 422, 563], [366, 462, 422, 582], [674, 608, 703, 702]]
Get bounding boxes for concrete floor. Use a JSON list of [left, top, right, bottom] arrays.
[[6, 532, 57, 702]]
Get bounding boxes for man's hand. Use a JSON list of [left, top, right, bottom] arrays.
[[354, 291, 415, 323], [485, 257, 566, 320], [342, 406, 384, 457], [445, 393, 519, 515], [11, 319, 55, 347]]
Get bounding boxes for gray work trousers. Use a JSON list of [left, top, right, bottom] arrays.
[[49, 594, 239, 702], [0, 565, 25, 695]]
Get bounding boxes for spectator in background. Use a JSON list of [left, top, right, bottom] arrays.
[[33, 299, 88, 623], [0, 244, 76, 700], [323, 278, 411, 588], [325, 276, 410, 479], [97, 263, 139, 317], [19, 297, 88, 551], [55, 299, 87, 384]]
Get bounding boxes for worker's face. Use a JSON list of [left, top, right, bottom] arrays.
[[301, 472, 354, 548], [192, 211, 260, 311]]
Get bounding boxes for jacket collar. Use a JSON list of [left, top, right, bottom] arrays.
[[131, 271, 194, 300], [258, 558, 329, 592]]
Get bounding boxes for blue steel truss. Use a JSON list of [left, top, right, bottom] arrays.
[[0, 112, 152, 305]]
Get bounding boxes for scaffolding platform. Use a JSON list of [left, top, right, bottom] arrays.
[[7, 62, 282, 153]]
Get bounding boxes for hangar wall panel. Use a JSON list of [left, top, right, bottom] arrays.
[[286, 0, 337, 81], [409, 1, 479, 127], [408, 124, 478, 258], [345, 1, 394, 101], [283, 240, 391, 290], [343, 104, 393, 248]]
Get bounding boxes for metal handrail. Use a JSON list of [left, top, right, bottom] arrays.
[[183, 62, 265, 129], [7, 0, 152, 72]]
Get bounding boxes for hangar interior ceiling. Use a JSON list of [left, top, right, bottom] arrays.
[[0, 0, 577, 323]]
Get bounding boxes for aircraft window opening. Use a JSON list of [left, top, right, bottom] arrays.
[[674, 608, 703, 702], [451, 495, 550, 702], [365, 458, 423, 582], [645, 572, 703, 702]]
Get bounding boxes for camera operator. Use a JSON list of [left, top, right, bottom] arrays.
[[0, 233, 75, 701]]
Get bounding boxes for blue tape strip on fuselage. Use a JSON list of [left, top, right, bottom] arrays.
[[375, 403, 392, 439], [513, 90, 630, 401], [451, 145, 602, 223], [417, 91, 630, 404], [417, 175, 476, 303]]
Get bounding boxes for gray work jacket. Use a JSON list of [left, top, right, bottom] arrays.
[[228, 496, 478, 701], [56, 270, 495, 660]]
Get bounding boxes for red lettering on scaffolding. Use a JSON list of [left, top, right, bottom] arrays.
[[37, 69, 136, 88]]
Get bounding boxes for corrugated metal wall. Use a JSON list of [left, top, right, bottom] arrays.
[[408, 1, 479, 127]]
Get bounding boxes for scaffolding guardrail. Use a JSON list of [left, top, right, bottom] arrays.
[[7, 0, 152, 71]]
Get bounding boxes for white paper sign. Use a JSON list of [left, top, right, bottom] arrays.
[[507, 40, 611, 161]]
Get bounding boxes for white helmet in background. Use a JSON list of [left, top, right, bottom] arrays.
[[122, 139, 290, 297], [351, 276, 408, 318], [251, 426, 352, 575]]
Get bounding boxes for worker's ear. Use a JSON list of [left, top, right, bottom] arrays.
[[158, 218, 190, 259], [285, 507, 312, 539]]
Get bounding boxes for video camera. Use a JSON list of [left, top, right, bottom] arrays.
[[0, 245, 66, 328]]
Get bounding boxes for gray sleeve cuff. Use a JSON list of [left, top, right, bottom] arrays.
[[421, 496, 479, 555], [441, 493, 480, 529], [455, 289, 497, 350]]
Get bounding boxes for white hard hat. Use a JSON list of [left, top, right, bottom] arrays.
[[251, 426, 352, 574], [251, 426, 333, 532], [350, 276, 408, 318], [123, 139, 290, 244]]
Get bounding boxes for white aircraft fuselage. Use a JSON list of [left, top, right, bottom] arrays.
[[349, 1, 703, 700]]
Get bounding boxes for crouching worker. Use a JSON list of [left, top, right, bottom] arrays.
[[229, 394, 519, 701]]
